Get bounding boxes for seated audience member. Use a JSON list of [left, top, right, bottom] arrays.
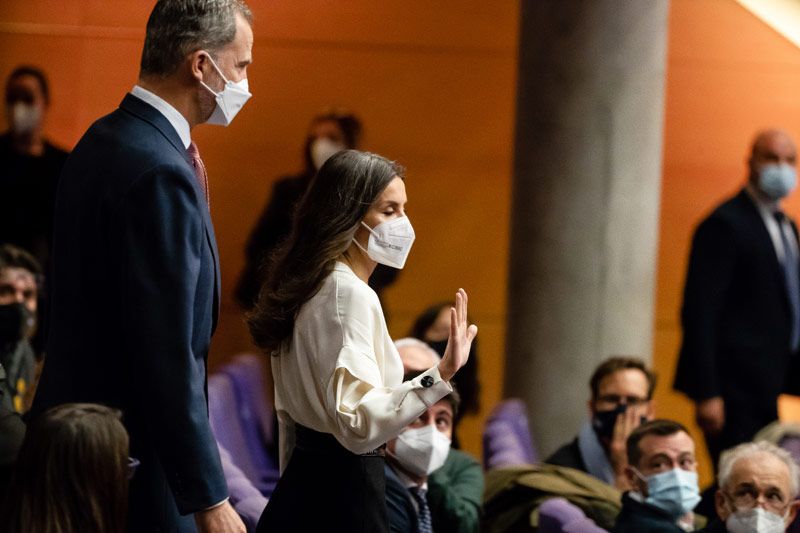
[[0, 244, 40, 413], [699, 441, 799, 533], [0, 364, 25, 499], [390, 338, 483, 533], [546, 356, 656, 490], [1, 403, 130, 533], [613, 419, 701, 532]]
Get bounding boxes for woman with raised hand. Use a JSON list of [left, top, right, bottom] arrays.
[[248, 150, 477, 532]]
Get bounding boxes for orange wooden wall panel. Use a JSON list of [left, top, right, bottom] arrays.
[[0, 0, 518, 458]]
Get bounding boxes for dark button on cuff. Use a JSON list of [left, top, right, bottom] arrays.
[[421, 375, 434, 388]]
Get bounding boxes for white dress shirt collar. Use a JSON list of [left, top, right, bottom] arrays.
[[130, 85, 191, 149]]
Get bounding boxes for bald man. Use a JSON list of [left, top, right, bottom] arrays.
[[675, 129, 800, 467]]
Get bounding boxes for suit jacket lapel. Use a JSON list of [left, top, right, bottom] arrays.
[[119, 93, 221, 332], [739, 190, 791, 311]]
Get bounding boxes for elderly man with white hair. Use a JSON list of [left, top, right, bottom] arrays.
[[698, 440, 799, 532], [386, 338, 483, 533]]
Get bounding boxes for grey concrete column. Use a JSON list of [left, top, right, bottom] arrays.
[[505, 0, 669, 457]]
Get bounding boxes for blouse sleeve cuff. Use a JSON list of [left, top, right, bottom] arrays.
[[410, 365, 453, 407]]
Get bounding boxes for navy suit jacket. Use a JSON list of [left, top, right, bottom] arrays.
[[674, 189, 800, 445], [385, 464, 421, 533], [31, 94, 227, 531]]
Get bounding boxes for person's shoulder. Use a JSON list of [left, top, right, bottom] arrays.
[[331, 263, 381, 308], [445, 448, 481, 469]]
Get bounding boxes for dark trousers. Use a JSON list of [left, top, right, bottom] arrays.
[[257, 426, 389, 533]]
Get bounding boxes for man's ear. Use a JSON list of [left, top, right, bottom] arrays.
[[714, 489, 728, 521], [644, 400, 655, 421], [587, 399, 595, 416], [625, 465, 644, 495], [189, 50, 209, 82], [787, 499, 799, 526]]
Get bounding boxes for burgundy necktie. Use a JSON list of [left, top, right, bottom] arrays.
[[187, 141, 210, 209]]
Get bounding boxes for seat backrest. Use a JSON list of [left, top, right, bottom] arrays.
[[483, 398, 538, 469], [538, 497, 609, 533], [207, 373, 259, 484]]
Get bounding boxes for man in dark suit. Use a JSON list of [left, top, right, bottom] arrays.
[[30, 1, 254, 531], [675, 129, 800, 468]]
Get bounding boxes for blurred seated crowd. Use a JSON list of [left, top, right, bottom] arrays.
[[3, 63, 800, 533]]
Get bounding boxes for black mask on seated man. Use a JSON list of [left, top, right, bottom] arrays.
[[0, 303, 34, 350], [592, 404, 648, 443]]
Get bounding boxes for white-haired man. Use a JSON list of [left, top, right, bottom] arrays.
[[699, 440, 799, 532]]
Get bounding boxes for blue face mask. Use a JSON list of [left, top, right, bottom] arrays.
[[636, 468, 701, 519], [759, 163, 797, 200]]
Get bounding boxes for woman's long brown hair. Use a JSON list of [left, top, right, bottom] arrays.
[[248, 149, 403, 353]]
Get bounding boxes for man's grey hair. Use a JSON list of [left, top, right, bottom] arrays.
[[718, 440, 800, 498], [394, 337, 441, 362], [140, 0, 252, 78]]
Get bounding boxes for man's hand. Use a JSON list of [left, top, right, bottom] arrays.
[[437, 289, 478, 382], [195, 501, 246, 533], [608, 404, 648, 491], [696, 396, 725, 436]]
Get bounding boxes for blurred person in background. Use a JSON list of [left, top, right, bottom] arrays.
[[0, 403, 130, 533], [236, 110, 400, 314], [0, 65, 68, 269], [675, 129, 800, 469], [0, 244, 40, 414], [546, 356, 656, 491]]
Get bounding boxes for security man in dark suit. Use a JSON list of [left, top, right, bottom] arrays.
[[675, 129, 800, 468], [30, 1, 254, 531]]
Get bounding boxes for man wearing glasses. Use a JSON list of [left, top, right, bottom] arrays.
[[699, 441, 799, 532], [546, 356, 656, 490]]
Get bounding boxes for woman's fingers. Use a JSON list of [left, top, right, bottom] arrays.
[[467, 324, 478, 342]]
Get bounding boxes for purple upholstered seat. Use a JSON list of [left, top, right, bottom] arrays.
[[207, 373, 259, 487], [483, 398, 538, 469], [538, 498, 609, 533], [218, 443, 267, 532], [220, 353, 279, 495]]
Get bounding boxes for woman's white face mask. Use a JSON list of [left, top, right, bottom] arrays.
[[353, 216, 415, 269]]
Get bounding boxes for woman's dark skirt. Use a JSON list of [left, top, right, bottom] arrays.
[[256, 425, 389, 533]]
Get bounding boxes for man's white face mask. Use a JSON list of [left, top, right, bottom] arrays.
[[8, 103, 41, 135], [199, 53, 252, 127]]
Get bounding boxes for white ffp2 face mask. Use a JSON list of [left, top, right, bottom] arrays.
[[9, 103, 41, 135], [311, 137, 345, 170], [200, 53, 252, 126], [393, 424, 451, 477], [353, 216, 415, 269], [725, 506, 788, 533]]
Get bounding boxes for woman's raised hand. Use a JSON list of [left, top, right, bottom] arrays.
[[437, 288, 478, 382]]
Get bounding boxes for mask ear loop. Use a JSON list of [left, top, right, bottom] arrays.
[[199, 52, 229, 96], [352, 221, 377, 254], [630, 467, 650, 497]]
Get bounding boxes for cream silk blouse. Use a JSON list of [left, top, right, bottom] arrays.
[[272, 262, 452, 470]]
